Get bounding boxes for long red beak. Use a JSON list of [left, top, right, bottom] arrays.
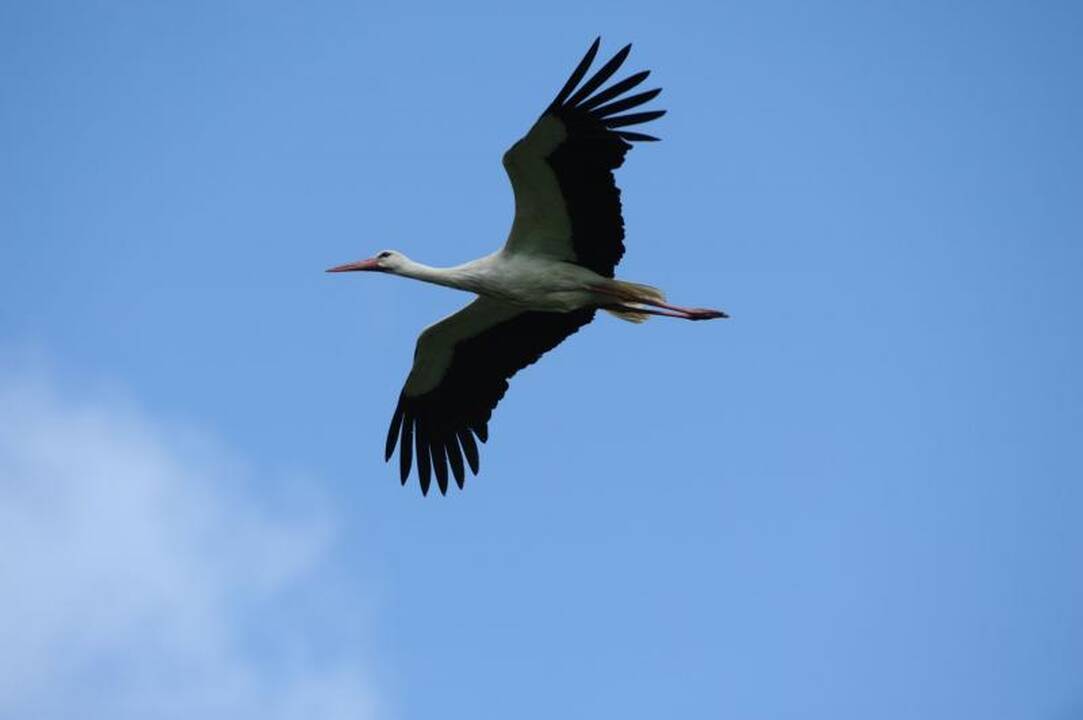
[[326, 258, 381, 273]]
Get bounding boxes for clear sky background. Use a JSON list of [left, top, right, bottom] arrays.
[[2, 1, 1082, 718]]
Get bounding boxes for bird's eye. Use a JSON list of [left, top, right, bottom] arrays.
[[378, 251, 392, 259]]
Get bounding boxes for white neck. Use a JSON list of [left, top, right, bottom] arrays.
[[395, 258, 480, 293]]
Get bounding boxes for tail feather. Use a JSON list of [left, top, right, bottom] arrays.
[[607, 279, 666, 303]]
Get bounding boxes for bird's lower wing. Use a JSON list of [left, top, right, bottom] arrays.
[[386, 297, 596, 495]]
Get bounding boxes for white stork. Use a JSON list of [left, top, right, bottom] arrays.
[[329, 38, 727, 495]]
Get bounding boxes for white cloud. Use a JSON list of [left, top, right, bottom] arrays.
[[0, 370, 380, 719]]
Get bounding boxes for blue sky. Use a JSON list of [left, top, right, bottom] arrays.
[[2, 1, 1082, 718]]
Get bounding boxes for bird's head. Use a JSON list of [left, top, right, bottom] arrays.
[[326, 250, 408, 274]]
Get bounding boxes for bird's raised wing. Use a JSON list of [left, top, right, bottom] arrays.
[[501, 38, 664, 278], [385, 297, 595, 495]]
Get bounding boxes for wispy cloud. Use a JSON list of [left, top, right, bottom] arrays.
[[0, 369, 380, 719]]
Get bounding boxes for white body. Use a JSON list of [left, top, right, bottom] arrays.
[[398, 251, 609, 313]]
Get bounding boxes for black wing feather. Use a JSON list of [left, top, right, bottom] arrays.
[[446, 436, 466, 489], [432, 439, 449, 495], [458, 429, 479, 475], [399, 414, 413, 484], [416, 424, 432, 496], [592, 88, 663, 118], [385, 404, 403, 461], [603, 110, 667, 128], [615, 130, 660, 142]]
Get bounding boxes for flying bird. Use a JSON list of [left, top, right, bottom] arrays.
[[329, 38, 727, 495]]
